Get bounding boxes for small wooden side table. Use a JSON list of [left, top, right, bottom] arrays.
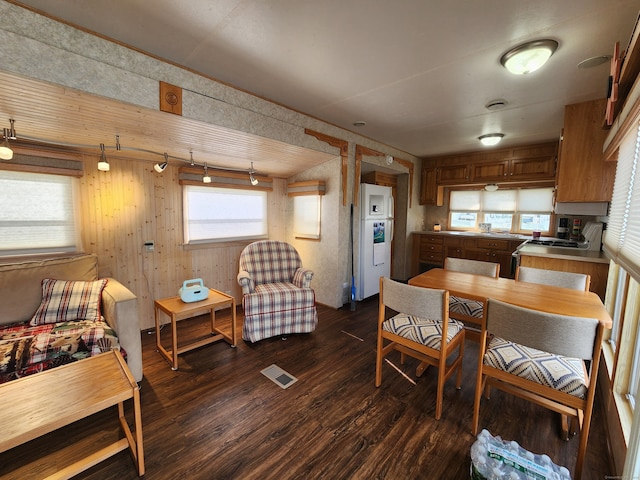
[[154, 288, 237, 370], [0, 350, 144, 478]]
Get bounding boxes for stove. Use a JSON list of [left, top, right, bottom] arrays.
[[527, 239, 580, 248]]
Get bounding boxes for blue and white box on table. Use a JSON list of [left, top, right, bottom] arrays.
[[179, 278, 209, 303]]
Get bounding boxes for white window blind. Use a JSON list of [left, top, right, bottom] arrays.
[[604, 121, 640, 282], [183, 185, 268, 243], [0, 170, 79, 256], [483, 190, 516, 212], [293, 195, 321, 239]]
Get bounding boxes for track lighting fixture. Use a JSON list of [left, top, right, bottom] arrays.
[[189, 151, 195, 166], [154, 153, 169, 173], [97, 143, 110, 171], [0, 119, 16, 160], [249, 162, 259, 186], [203, 163, 211, 183]]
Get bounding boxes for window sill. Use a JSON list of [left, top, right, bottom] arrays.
[[602, 340, 632, 447]]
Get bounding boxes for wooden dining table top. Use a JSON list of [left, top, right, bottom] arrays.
[[408, 268, 612, 328]]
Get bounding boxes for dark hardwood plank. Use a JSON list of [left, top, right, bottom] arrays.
[[0, 297, 615, 479]]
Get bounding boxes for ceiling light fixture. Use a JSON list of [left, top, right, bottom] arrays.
[[203, 163, 211, 183], [249, 162, 259, 186], [98, 143, 110, 171], [478, 133, 504, 146], [154, 152, 168, 173], [500, 39, 558, 75], [485, 184, 499, 192], [0, 119, 16, 160]]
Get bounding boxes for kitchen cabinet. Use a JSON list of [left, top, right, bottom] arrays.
[[472, 155, 556, 182], [419, 166, 439, 205], [556, 98, 616, 202], [419, 142, 557, 206], [436, 164, 469, 184], [412, 232, 523, 278], [519, 254, 608, 301]]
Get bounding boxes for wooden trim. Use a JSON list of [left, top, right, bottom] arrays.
[[287, 180, 326, 196], [178, 166, 273, 191], [0, 143, 85, 177], [354, 145, 385, 206], [394, 157, 414, 207], [159, 81, 182, 116], [604, 92, 640, 161], [304, 129, 348, 205]]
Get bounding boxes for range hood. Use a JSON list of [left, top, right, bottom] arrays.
[[554, 202, 609, 216]]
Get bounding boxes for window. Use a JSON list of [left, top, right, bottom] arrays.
[[449, 187, 553, 232], [293, 195, 321, 239], [0, 170, 79, 256], [183, 185, 268, 243]]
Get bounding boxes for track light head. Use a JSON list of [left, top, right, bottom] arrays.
[[154, 153, 169, 173], [249, 162, 259, 186], [97, 143, 110, 171], [203, 163, 211, 183], [0, 119, 16, 160]]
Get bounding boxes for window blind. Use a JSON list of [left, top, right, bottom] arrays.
[[604, 121, 640, 282]]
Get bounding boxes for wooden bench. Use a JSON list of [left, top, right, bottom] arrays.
[[0, 350, 144, 479]]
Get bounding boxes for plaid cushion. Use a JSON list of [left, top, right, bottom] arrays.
[[30, 278, 108, 325], [383, 314, 464, 350], [449, 295, 484, 318], [242, 282, 317, 342], [483, 336, 588, 398], [239, 241, 302, 285]]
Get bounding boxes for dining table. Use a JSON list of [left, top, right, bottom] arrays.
[[408, 268, 612, 328]]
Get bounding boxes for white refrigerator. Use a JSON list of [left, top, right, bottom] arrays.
[[358, 183, 394, 300]]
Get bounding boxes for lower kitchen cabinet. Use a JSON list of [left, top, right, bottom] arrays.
[[518, 254, 608, 301]]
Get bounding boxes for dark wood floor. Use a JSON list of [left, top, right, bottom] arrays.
[[1, 296, 615, 479]]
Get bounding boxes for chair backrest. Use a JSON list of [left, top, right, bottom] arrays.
[[444, 257, 500, 278], [485, 299, 600, 360], [380, 277, 447, 321], [239, 240, 302, 285], [516, 266, 590, 291]]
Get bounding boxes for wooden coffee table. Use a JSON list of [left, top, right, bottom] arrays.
[[154, 288, 237, 370], [0, 350, 144, 478]]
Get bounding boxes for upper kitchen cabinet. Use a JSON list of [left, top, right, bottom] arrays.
[[420, 142, 557, 205], [556, 98, 616, 202]]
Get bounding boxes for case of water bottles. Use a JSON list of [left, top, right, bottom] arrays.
[[470, 430, 572, 480]]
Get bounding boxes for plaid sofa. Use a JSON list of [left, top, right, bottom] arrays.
[[237, 240, 318, 342]]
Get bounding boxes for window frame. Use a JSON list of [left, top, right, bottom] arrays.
[[182, 184, 269, 245], [0, 169, 81, 257], [448, 187, 554, 234]]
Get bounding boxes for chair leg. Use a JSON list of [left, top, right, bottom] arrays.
[[375, 335, 384, 387], [435, 360, 446, 420], [416, 361, 428, 377], [472, 375, 486, 436], [455, 338, 465, 389]]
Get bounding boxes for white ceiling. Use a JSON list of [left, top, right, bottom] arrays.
[[7, 0, 640, 168]]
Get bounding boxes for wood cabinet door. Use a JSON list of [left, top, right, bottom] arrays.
[[509, 156, 556, 180], [420, 167, 438, 205], [472, 161, 508, 181], [437, 164, 469, 184], [556, 99, 615, 202]]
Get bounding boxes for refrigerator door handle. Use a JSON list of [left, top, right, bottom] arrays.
[[389, 220, 394, 243], [388, 196, 394, 218]]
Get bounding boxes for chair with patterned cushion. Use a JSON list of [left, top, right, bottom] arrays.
[[472, 298, 604, 480], [444, 257, 499, 340], [375, 277, 465, 420], [237, 240, 317, 342], [516, 265, 591, 291]]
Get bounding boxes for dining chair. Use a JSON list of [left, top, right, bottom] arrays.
[[472, 298, 604, 480], [444, 257, 500, 340], [375, 277, 465, 420], [515, 265, 591, 291]]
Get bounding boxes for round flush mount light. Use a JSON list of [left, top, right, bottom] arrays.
[[478, 133, 504, 146], [501, 39, 558, 75], [577, 55, 611, 69], [485, 99, 508, 111], [485, 184, 499, 192]]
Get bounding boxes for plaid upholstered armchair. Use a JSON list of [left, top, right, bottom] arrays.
[[237, 240, 318, 342]]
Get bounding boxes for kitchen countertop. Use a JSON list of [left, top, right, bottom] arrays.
[[412, 230, 609, 264], [516, 244, 609, 264]]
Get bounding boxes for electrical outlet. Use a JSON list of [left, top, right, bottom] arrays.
[[144, 241, 154, 252]]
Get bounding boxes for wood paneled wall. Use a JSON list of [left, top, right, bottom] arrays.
[[79, 154, 286, 330]]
